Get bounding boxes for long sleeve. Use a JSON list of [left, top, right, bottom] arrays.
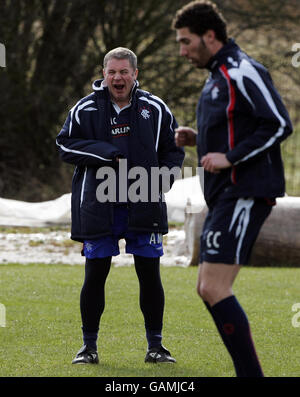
[[56, 100, 123, 167], [155, 97, 185, 192], [224, 59, 293, 166]]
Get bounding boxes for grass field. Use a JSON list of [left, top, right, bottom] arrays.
[[0, 263, 300, 378]]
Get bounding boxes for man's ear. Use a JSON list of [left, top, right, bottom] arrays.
[[204, 29, 217, 44], [134, 68, 139, 80]]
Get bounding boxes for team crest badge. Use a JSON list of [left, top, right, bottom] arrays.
[[140, 107, 151, 120]]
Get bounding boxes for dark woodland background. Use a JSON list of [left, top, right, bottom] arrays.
[[1, 0, 300, 202]]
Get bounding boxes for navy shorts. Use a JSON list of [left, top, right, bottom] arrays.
[[83, 206, 164, 259], [200, 196, 274, 265]]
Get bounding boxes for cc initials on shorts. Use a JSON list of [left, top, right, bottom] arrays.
[[206, 231, 221, 248]]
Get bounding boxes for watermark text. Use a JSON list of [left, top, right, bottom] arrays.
[[94, 160, 204, 213], [0, 303, 6, 327], [0, 43, 6, 67], [292, 303, 300, 327], [291, 43, 300, 67]]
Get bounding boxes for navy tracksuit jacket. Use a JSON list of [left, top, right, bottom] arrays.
[[56, 80, 184, 242], [197, 39, 293, 206]]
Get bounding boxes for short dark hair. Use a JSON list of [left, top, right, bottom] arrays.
[[172, 0, 228, 44]]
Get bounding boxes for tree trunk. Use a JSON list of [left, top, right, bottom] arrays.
[[184, 197, 300, 267]]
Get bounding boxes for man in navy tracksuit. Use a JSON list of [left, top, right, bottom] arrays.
[[56, 47, 184, 364], [173, 1, 293, 376]]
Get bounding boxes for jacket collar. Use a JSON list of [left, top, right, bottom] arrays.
[[206, 38, 240, 71], [92, 78, 139, 96]]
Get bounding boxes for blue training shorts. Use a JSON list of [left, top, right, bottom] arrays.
[[83, 205, 164, 258]]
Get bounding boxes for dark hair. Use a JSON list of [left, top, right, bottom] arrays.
[[172, 0, 227, 44]]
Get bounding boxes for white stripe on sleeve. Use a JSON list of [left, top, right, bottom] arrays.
[[75, 100, 95, 125], [139, 96, 162, 151], [55, 139, 113, 162], [149, 94, 174, 132], [228, 59, 286, 164]]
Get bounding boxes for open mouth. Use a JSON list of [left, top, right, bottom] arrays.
[[113, 84, 125, 92]]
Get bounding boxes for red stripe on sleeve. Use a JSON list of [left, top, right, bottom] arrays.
[[220, 64, 237, 184]]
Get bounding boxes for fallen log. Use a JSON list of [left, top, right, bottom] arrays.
[[184, 196, 300, 267]]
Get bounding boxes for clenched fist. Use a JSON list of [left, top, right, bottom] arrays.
[[201, 153, 232, 173], [175, 126, 197, 147]]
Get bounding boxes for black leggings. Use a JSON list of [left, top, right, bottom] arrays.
[[80, 255, 164, 332]]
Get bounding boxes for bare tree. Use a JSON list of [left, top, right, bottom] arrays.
[[0, 0, 187, 200]]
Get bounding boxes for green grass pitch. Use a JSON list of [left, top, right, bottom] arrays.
[[0, 263, 300, 377]]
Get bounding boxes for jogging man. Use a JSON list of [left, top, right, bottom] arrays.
[[56, 47, 184, 364], [172, 1, 293, 376]]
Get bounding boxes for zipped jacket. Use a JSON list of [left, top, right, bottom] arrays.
[[197, 39, 293, 206], [56, 80, 184, 242]]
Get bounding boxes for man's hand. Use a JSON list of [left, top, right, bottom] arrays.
[[175, 126, 197, 147], [201, 153, 232, 173]]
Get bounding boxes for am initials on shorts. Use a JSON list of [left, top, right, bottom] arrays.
[[149, 233, 162, 244]]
